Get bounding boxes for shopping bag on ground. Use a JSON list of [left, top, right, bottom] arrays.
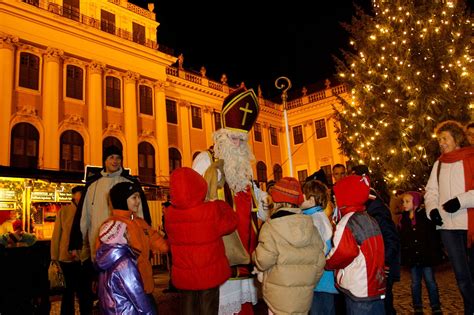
[[48, 260, 66, 290]]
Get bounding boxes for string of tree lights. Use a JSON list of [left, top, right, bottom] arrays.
[[333, 0, 473, 192]]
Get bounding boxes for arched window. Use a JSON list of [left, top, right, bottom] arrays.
[[168, 148, 181, 174], [60, 130, 84, 171], [138, 142, 155, 184], [257, 161, 267, 183], [103, 137, 123, 161], [10, 123, 39, 168], [273, 164, 283, 182]]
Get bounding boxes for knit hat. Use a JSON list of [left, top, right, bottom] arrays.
[[103, 145, 122, 165], [109, 182, 140, 211], [333, 175, 370, 208], [404, 191, 423, 209], [99, 220, 127, 244], [271, 177, 304, 206]]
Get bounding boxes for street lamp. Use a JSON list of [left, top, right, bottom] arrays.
[[275, 76, 293, 177]]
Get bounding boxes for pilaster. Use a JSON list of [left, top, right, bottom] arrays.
[[153, 80, 170, 183], [87, 61, 105, 166], [123, 70, 139, 174]]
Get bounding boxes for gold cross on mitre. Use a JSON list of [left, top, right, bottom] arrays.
[[239, 102, 253, 126]]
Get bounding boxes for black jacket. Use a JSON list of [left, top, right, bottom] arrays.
[[399, 208, 443, 267], [366, 189, 401, 281], [68, 169, 151, 251]]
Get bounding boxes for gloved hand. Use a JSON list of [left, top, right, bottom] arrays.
[[443, 198, 461, 213], [429, 208, 443, 226]]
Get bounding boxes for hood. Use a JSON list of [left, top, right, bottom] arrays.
[[95, 243, 134, 271], [170, 167, 208, 208], [269, 208, 315, 248]]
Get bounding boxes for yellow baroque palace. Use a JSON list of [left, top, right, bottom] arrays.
[[0, 0, 349, 188]]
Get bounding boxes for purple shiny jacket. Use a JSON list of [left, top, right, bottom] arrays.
[[95, 243, 155, 315]]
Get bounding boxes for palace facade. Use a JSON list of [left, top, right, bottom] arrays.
[[0, 0, 349, 189]]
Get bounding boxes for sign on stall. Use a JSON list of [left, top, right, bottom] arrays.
[[31, 191, 55, 202]]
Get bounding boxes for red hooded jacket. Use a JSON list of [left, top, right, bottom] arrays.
[[165, 167, 238, 290]]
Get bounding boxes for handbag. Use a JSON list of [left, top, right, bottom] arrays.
[[48, 260, 66, 290], [222, 231, 250, 266]]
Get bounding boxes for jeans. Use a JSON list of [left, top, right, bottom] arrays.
[[310, 291, 336, 315], [410, 265, 441, 311], [345, 296, 385, 315], [440, 230, 474, 315]]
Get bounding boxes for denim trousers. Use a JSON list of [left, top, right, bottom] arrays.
[[410, 265, 441, 310], [345, 296, 385, 315], [310, 291, 336, 315], [440, 230, 474, 315]]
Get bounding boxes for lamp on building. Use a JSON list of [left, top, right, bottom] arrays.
[[275, 76, 293, 177]]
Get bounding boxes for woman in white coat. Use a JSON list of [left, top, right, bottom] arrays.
[[424, 120, 474, 315]]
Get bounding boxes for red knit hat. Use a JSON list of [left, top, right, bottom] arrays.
[[271, 177, 304, 206], [333, 175, 370, 208]]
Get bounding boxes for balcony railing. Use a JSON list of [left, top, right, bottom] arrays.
[[23, 0, 158, 50]]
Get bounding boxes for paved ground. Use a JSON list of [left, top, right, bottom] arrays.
[[51, 261, 464, 314]]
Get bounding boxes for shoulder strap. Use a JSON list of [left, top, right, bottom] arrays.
[[437, 161, 442, 186]]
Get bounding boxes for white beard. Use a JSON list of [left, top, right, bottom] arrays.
[[213, 129, 255, 193]]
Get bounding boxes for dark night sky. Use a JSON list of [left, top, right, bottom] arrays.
[[132, 0, 372, 98]]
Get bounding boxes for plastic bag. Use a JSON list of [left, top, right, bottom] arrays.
[[48, 260, 66, 290]]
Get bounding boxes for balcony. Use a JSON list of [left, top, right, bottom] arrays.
[[22, 0, 158, 50]]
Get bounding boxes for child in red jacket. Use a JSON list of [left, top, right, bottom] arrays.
[[165, 167, 238, 315]]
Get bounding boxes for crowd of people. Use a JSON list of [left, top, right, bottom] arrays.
[[41, 87, 473, 315]]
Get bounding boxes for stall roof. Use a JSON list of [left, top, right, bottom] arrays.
[[0, 166, 84, 183]]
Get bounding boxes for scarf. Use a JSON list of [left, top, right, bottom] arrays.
[[302, 205, 323, 215], [439, 147, 474, 247]]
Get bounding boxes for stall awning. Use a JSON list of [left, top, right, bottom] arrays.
[[0, 166, 84, 183]]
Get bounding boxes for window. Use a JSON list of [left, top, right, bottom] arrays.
[[257, 161, 267, 183], [191, 106, 202, 129], [10, 123, 39, 168], [138, 142, 155, 184], [60, 130, 84, 171], [273, 164, 282, 182], [19, 52, 39, 90], [315, 119, 327, 139], [321, 165, 333, 185], [166, 99, 177, 124], [169, 148, 181, 173], [132, 22, 145, 45], [293, 125, 303, 144], [101, 10, 115, 35], [269, 126, 278, 145], [254, 123, 262, 142], [139, 85, 153, 115], [297, 170, 308, 183], [66, 65, 83, 100], [105, 76, 121, 108], [214, 111, 221, 131], [23, 0, 39, 6], [63, 0, 79, 21]]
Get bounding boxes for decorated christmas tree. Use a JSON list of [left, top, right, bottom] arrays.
[[333, 0, 473, 193]]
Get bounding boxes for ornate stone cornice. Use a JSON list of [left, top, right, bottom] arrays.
[[178, 100, 190, 108], [304, 120, 313, 127], [105, 68, 121, 77], [124, 70, 139, 83], [64, 114, 84, 125], [106, 123, 122, 132], [17, 104, 37, 117], [64, 56, 86, 68], [139, 78, 153, 86], [89, 61, 105, 75], [140, 129, 154, 138], [44, 47, 64, 62], [0, 33, 19, 50], [203, 106, 212, 113], [16, 43, 42, 54], [262, 122, 269, 128], [153, 80, 166, 92]]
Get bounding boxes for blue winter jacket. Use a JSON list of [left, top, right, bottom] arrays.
[[95, 243, 155, 315]]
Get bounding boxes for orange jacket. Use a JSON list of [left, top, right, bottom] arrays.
[[98, 209, 168, 293]]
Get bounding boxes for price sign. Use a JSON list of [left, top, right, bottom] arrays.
[[31, 191, 55, 202], [0, 202, 16, 210], [57, 191, 72, 202], [0, 189, 16, 201]]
